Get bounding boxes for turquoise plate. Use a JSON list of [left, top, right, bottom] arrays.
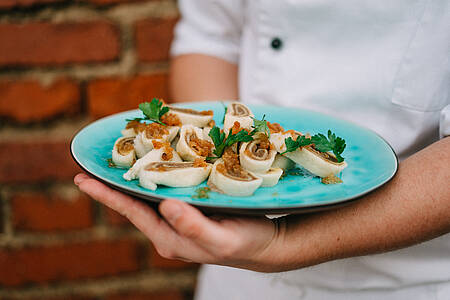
[[71, 101, 398, 215]]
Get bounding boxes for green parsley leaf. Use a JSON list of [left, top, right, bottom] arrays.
[[281, 130, 346, 162], [221, 102, 227, 124], [250, 115, 270, 138], [207, 126, 254, 159], [311, 130, 346, 162], [136, 98, 169, 125]]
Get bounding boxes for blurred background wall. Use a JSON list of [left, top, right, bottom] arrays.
[[0, 0, 198, 299]]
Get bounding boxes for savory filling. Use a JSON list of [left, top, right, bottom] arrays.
[[245, 134, 272, 160], [145, 162, 195, 172], [160, 113, 182, 126], [169, 107, 214, 116], [218, 147, 256, 181], [126, 120, 146, 133], [186, 133, 214, 157], [307, 146, 340, 164], [145, 123, 169, 139], [267, 122, 284, 133], [152, 141, 174, 161], [231, 103, 250, 116], [117, 137, 135, 155]]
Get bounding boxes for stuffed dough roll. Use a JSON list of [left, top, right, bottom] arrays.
[[239, 133, 276, 173], [123, 143, 182, 181], [112, 137, 136, 168], [176, 125, 214, 161], [121, 120, 146, 137], [208, 159, 262, 197], [272, 154, 295, 171], [224, 102, 254, 133], [285, 146, 347, 178], [139, 161, 212, 190], [256, 168, 283, 187], [135, 123, 179, 158], [165, 106, 214, 127]]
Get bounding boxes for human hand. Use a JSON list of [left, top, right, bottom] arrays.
[[74, 173, 285, 272]]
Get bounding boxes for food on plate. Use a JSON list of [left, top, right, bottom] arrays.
[[166, 106, 214, 127], [139, 160, 212, 190], [239, 132, 276, 173], [271, 154, 296, 171], [224, 102, 254, 133], [176, 125, 214, 161], [112, 137, 136, 168], [110, 98, 348, 196], [208, 158, 263, 197], [257, 168, 283, 187], [123, 142, 182, 181]]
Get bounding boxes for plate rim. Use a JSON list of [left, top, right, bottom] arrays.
[[70, 101, 399, 215]]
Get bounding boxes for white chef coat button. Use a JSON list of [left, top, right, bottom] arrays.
[[271, 37, 282, 50]]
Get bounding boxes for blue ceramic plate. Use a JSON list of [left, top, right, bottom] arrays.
[[71, 101, 398, 215]]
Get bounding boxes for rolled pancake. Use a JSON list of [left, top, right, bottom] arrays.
[[166, 106, 214, 127], [176, 125, 214, 161], [135, 124, 179, 158], [208, 159, 262, 197], [271, 154, 295, 171], [239, 133, 276, 173], [139, 161, 212, 190], [121, 120, 146, 137], [256, 168, 283, 187], [224, 102, 254, 133], [112, 137, 136, 168], [285, 146, 347, 178], [123, 146, 182, 181]]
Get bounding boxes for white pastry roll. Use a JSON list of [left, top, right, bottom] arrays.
[[202, 127, 214, 144], [208, 159, 262, 197], [239, 133, 276, 173], [257, 168, 283, 187], [139, 161, 212, 190], [136, 124, 179, 158], [269, 131, 299, 153], [224, 102, 254, 133], [112, 137, 136, 168], [176, 125, 214, 161], [121, 120, 146, 137], [123, 143, 182, 181], [285, 146, 347, 178], [166, 106, 214, 127], [272, 154, 295, 171]]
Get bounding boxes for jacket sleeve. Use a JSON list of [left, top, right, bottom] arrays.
[[170, 0, 244, 64]]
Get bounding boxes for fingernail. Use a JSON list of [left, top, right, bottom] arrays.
[[74, 174, 87, 186], [163, 201, 182, 222]]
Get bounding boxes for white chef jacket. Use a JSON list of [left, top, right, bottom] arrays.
[[171, 0, 450, 299]]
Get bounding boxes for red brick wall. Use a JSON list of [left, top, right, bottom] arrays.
[[0, 1, 198, 299]]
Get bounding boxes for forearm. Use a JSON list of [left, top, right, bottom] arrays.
[[274, 137, 450, 271], [169, 54, 239, 102]]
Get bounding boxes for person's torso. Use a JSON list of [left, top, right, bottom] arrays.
[[237, 0, 450, 294]]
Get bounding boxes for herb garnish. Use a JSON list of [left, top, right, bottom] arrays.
[[281, 130, 346, 163], [126, 98, 169, 126], [192, 187, 211, 199], [221, 102, 227, 124], [250, 115, 270, 137], [207, 126, 254, 160]]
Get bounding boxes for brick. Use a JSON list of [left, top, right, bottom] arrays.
[[84, 0, 148, 5], [149, 245, 198, 269], [87, 74, 169, 118], [106, 291, 184, 300], [0, 239, 140, 286], [0, 0, 64, 9], [4, 296, 94, 300], [11, 192, 93, 232], [0, 141, 81, 184], [0, 22, 119, 67], [105, 206, 131, 226], [0, 79, 80, 123], [136, 18, 178, 63]]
